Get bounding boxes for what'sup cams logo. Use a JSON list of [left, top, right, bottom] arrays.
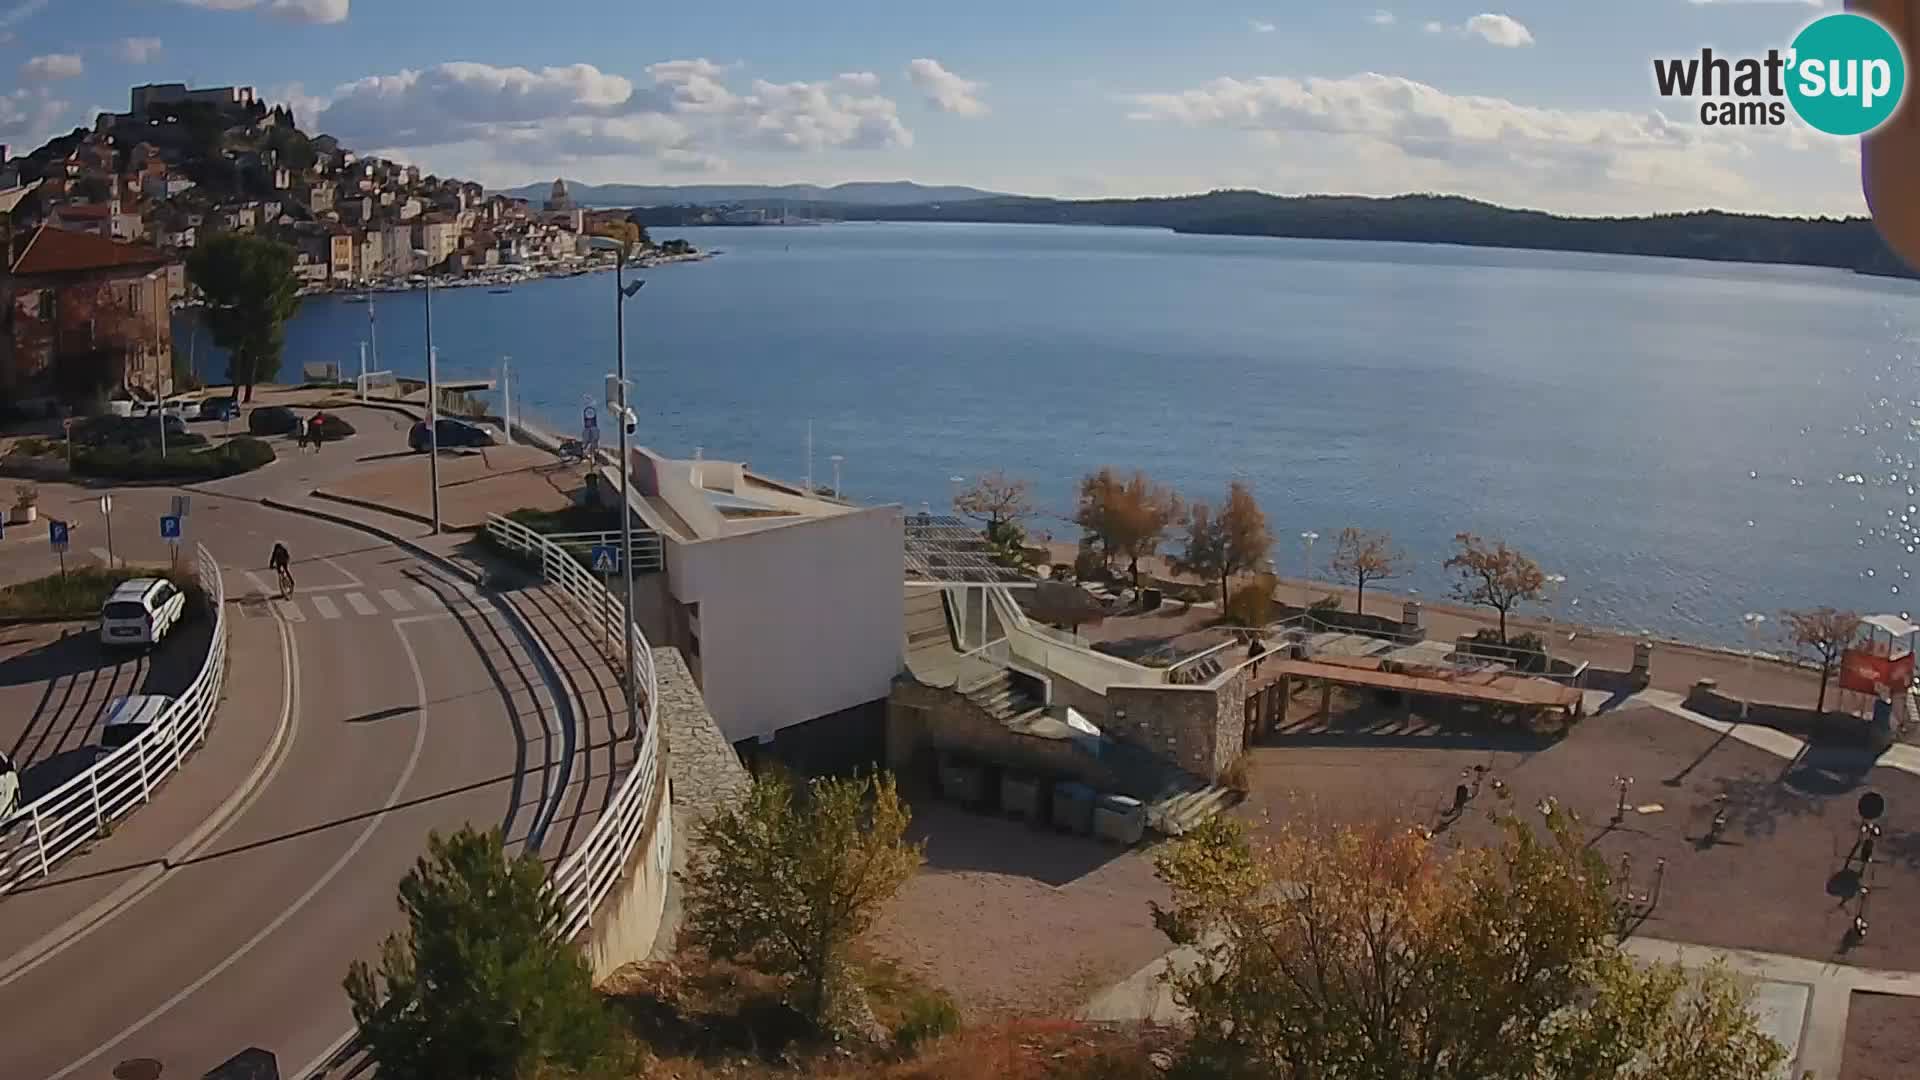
[[1653, 11, 1908, 136]]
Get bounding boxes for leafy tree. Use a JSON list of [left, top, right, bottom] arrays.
[[187, 232, 302, 402], [1328, 526, 1404, 613], [681, 769, 923, 1032], [1444, 531, 1546, 643], [344, 826, 615, 1080], [1780, 606, 1864, 715], [1152, 813, 1785, 1080], [1175, 481, 1271, 607], [1076, 468, 1185, 596]]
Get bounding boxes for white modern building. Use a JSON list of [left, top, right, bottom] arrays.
[[596, 447, 904, 745]]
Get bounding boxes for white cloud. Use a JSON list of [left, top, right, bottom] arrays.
[[1462, 13, 1534, 47], [1122, 70, 1850, 215], [906, 58, 988, 117], [114, 37, 164, 63], [318, 57, 914, 172], [1, 0, 48, 31], [175, 0, 349, 22], [1368, 10, 1395, 25], [21, 53, 82, 81], [1688, 1, 1824, 6], [0, 87, 67, 140], [1250, 19, 1276, 33], [1424, 21, 1445, 33]]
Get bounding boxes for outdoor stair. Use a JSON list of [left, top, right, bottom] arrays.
[[1095, 736, 1243, 837], [962, 670, 1044, 724]]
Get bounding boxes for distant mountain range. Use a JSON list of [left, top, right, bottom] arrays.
[[494, 179, 1005, 208], [626, 190, 1917, 280]]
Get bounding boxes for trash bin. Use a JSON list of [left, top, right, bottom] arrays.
[[1141, 587, 1162, 611], [938, 752, 986, 806], [1001, 771, 1044, 822], [1052, 781, 1096, 835], [1093, 793, 1147, 846]]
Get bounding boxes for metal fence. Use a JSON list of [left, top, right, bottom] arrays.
[[483, 513, 663, 941], [0, 544, 227, 894]]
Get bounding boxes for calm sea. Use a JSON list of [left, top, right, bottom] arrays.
[[184, 221, 1920, 648]]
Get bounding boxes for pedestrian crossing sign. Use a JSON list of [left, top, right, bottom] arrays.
[[590, 544, 620, 573]]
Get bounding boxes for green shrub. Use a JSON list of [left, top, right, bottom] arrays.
[[0, 565, 176, 619], [1464, 628, 1549, 673], [71, 437, 275, 481], [892, 989, 962, 1052]]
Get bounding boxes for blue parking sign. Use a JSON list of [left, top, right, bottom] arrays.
[[48, 520, 69, 551], [589, 544, 620, 573], [160, 515, 182, 540]]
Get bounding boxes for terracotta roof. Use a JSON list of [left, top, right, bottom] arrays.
[[10, 225, 172, 276], [54, 203, 113, 220]]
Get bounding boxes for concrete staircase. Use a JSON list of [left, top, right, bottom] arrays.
[[1097, 737, 1243, 837], [961, 669, 1048, 727]]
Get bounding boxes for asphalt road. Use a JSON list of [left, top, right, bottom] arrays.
[[0, 439, 574, 1079]]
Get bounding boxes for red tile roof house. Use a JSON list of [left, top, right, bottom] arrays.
[[3, 225, 178, 403]]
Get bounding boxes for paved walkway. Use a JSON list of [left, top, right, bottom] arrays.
[[1080, 688, 1920, 1079]]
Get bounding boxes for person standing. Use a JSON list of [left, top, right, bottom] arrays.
[[295, 415, 310, 452]]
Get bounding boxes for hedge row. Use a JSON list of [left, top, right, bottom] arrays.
[[71, 437, 277, 481]]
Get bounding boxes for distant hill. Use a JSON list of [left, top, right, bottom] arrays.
[[495, 179, 1005, 208], [629, 190, 1916, 280]]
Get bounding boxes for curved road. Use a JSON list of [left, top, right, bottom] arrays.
[[0, 447, 578, 1079]]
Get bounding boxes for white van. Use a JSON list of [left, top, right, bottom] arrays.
[[99, 578, 188, 649], [0, 750, 19, 819], [100, 695, 176, 751]]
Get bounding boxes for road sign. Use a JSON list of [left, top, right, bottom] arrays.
[[48, 520, 68, 552], [160, 515, 182, 540], [589, 544, 620, 573], [170, 494, 192, 519], [98, 494, 112, 515]]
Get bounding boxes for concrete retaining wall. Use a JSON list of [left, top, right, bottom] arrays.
[[582, 778, 674, 982]]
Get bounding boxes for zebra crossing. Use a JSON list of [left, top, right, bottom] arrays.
[[232, 579, 484, 622]]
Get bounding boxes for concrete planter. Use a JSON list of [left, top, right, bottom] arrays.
[[8, 505, 35, 525]]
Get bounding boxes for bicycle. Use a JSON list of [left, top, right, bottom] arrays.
[[276, 565, 295, 599]]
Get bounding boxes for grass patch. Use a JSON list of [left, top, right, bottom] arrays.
[[0, 564, 196, 620], [506, 503, 621, 534], [71, 436, 276, 481]]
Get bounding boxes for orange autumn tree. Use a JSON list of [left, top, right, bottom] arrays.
[[1780, 607, 1864, 716], [1152, 813, 1786, 1080]]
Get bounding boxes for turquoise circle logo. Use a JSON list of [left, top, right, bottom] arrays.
[[1786, 13, 1907, 136]]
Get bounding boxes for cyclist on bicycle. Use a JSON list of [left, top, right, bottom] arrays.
[[269, 542, 294, 593]]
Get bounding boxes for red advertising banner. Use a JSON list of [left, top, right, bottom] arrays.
[[1839, 647, 1916, 695]]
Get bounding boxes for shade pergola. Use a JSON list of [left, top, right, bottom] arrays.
[[903, 513, 1035, 587]]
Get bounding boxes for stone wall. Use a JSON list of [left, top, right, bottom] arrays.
[[888, 677, 1118, 792], [1105, 672, 1247, 781]]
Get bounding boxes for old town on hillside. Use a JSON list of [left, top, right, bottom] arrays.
[[0, 82, 687, 406]]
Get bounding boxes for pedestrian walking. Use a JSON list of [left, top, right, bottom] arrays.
[[295, 416, 310, 452]]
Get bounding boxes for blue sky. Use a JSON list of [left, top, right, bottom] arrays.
[[0, 0, 1878, 215]]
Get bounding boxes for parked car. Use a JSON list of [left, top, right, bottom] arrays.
[[308, 412, 357, 441], [198, 395, 240, 421], [409, 418, 495, 452], [133, 397, 195, 419], [248, 405, 299, 436], [99, 695, 177, 751], [71, 414, 195, 450], [0, 750, 18, 818], [99, 577, 188, 650]]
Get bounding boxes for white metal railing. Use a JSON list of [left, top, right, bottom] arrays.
[[484, 513, 663, 941], [0, 544, 227, 894], [542, 529, 665, 573]]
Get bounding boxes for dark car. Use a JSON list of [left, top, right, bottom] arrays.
[[308, 413, 356, 441], [248, 405, 299, 436], [198, 395, 239, 421], [409, 418, 495, 452]]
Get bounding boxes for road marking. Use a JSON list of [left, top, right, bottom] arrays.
[[0, 601, 302, 988], [280, 601, 306, 623], [379, 588, 413, 612], [244, 570, 274, 596], [310, 595, 341, 620], [46, 615, 432, 1080], [322, 555, 362, 586], [90, 547, 114, 566], [345, 592, 378, 617], [413, 584, 444, 607]]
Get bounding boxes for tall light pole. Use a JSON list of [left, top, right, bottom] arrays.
[[589, 235, 645, 739], [501, 354, 513, 444], [830, 454, 845, 499], [1299, 530, 1320, 608], [1742, 611, 1767, 721], [411, 248, 441, 534], [1544, 573, 1568, 625]]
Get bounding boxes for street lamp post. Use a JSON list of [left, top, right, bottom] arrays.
[[1742, 612, 1767, 721], [411, 248, 441, 534], [588, 235, 646, 740], [831, 454, 845, 499], [1299, 530, 1320, 608], [1544, 573, 1568, 625]]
